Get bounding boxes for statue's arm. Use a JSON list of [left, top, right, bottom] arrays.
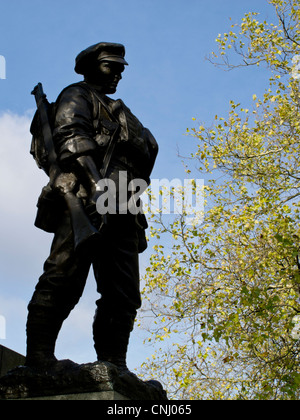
[[53, 85, 96, 165], [53, 86, 101, 199]]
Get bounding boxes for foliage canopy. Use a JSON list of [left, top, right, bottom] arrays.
[[139, 0, 300, 400]]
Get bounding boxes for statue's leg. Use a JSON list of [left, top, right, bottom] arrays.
[[26, 213, 91, 367], [92, 215, 141, 372]]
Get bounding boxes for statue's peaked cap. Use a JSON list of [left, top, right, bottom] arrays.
[[75, 42, 128, 75]]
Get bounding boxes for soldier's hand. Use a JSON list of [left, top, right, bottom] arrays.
[[52, 172, 78, 195]]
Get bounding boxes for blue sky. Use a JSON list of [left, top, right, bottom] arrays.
[[0, 1, 277, 370]]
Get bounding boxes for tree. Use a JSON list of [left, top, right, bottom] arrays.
[[138, 0, 300, 400]]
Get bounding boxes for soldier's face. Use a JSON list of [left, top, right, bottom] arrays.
[[95, 61, 125, 93]]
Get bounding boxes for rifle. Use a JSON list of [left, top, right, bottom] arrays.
[[31, 82, 100, 252]]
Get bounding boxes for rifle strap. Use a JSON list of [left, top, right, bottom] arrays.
[[88, 86, 120, 179], [100, 124, 120, 178]]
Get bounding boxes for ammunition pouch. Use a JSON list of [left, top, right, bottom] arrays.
[[34, 184, 65, 233]]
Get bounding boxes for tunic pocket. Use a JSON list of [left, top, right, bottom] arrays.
[[94, 118, 119, 148]]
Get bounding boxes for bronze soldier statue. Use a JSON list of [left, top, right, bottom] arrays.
[[26, 42, 158, 372]]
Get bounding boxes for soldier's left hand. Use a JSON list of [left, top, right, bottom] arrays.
[[52, 172, 78, 196]]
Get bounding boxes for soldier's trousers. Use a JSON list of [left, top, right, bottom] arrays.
[[26, 210, 141, 362]]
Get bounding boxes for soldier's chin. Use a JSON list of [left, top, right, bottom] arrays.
[[105, 85, 117, 94]]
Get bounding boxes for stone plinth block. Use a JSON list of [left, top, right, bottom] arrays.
[[0, 345, 25, 378], [0, 359, 168, 400]]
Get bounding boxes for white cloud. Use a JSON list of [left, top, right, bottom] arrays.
[[0, 112, 50, 250], [0, 111, 47, 217], [0, 111, 50, 355]]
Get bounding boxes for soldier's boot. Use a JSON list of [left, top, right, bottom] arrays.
[[95, 332, 130, 373], [25, 307, 63, 367], [93, 309, 135, 374]]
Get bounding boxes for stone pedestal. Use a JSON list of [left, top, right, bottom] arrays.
[[18, 391, 130, 400], [0, 345, 25, 378], [0, 351, 167, 401]]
